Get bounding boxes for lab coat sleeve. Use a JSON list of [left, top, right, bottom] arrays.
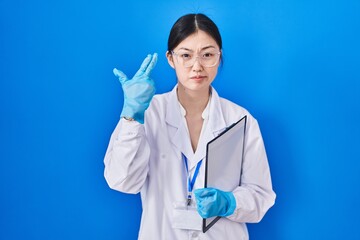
[[227, 117, 276, 223], [103, 118, 150, 194]]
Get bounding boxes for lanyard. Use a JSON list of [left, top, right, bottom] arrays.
[[182, 153, 203, 206]]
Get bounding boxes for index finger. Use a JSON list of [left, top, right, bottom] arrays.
[[144, 53, 158, 76], [134, 54, 152, 77]]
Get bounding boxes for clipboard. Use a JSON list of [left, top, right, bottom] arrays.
[[202, 115, 247, 233]]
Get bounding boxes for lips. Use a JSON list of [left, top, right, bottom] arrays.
[[190, 75, 206, 80]]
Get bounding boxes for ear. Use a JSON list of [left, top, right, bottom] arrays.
[[166, 51, 175, 69]]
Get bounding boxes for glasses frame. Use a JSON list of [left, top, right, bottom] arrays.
[[171, 50, 221, 68]]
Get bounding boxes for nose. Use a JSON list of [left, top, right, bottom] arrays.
[[191, 57, 203, 71]]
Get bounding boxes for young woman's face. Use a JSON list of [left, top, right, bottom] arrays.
[[167, 30, 221, 93]]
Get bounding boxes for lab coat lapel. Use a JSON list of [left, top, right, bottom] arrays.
[[165, 86, 228, 170], [165, 86, 194, 160], [209, 88, 228, 137], [191, 87, 227, 169]]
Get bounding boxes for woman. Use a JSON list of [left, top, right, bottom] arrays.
[[104, 13, 276, 240]]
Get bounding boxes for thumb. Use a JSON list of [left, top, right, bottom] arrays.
[[113, 68, 128, 84], [194, 188, 207, 199]]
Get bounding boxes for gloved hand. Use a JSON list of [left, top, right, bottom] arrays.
[[194, 187, 236, 218], [113, 53, 157, 124]]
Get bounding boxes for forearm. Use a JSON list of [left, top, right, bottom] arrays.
[[104, 118, 150, 194], [227, 117, 276, 223], [227, 183, 276, 223]]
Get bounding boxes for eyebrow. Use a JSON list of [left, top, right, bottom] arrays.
[[177, 46, 217, 52]]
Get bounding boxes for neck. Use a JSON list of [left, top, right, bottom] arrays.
[[177, 85, 210, 117]]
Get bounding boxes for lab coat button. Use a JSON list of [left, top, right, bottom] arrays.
[[191, 231, 199, 239]]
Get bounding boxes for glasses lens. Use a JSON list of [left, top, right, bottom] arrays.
[[173, 50, 220, 67], [198, 51, 220, 67]]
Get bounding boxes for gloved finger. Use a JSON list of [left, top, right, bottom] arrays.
[[196, 196, 214, 219], [194, 188, 215, 198], [197, 208, 208, 219], [144, 53, 158, 76], [113, 68, 128, 84], [194, 189, 205, 199], [134, 54, 152, 77]]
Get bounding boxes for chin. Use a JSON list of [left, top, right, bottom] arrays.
[[185, 82, 211, 92]]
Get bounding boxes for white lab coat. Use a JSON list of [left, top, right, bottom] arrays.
[[104, 86, 276, 240]]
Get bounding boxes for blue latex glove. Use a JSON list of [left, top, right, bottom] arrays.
[[113, 53, 157, 124], [194, 188, 236, 218]]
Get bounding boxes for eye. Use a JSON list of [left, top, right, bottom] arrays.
[[180, 53, 192, 60], [202, 52, 215, 58]]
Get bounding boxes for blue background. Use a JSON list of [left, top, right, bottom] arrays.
[[1, 0, 359, 239]]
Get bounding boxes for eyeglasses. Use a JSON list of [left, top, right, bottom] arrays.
[[171, 49, 221, 68]]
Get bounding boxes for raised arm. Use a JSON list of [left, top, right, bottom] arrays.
[[104, 54, 157, 194]]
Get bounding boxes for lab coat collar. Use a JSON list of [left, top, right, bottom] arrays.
[[165, 85, 227, 170]]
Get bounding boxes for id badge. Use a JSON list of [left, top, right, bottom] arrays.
[[172, 201, 202, 231]]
